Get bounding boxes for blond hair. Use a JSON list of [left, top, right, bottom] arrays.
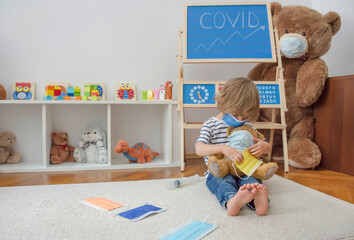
[[216, 77, 260, 122]]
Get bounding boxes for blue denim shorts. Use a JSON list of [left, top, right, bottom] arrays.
[[206, 173, 264, 210]]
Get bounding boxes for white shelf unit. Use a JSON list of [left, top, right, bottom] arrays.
[[0, 100, 180, 173]]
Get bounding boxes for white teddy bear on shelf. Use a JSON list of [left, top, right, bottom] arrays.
[[73, 126, 107, 164]]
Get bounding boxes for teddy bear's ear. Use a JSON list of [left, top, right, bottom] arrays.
[[64, 132, 68, 138], [324, 11, 341, 36], [51, 132, 56, 140], [270, 2, 282, 16]]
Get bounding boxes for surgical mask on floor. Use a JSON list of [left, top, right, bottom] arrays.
[[158, 219, 218, 240]]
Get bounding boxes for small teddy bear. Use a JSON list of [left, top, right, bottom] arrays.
[[0, 84, 7, 100], [208, 125, 278, 180], [0, 131, 21, 164], [50, 132, 75, 164], [73, 126, 107, 164]]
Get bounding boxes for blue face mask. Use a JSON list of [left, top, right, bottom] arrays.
[[280, 34, 308, 59], [158, 219, 218, 240], [118, 204, 164, 221], [223, 113, 246, 128]]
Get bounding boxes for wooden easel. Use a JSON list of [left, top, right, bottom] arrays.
[[177, 3, 289, 172], [176, 3, 289, 172]]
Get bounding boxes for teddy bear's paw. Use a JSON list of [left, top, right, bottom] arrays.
[[74, 149, 84, 163], [6, 152, 21, 164], [50, 156, 62, 164], [209, 161, 222, 177], [265, 166, 277, 180], [96, 147, 107, 164]]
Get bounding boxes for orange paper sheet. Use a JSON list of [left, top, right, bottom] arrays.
[[83, 197, 124, 211]]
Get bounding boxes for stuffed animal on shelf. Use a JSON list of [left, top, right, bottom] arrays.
[[50, 132, 75, 164], [208, 125, 278, 180], [165, 81, 173, 100], [247, 3, 341, 169], [0, 131, 21, 164], [73, 126, 107, 164], [114, 140, 159, 164], [0, 84, 7, 100]]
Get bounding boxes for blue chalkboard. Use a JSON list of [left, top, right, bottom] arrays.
[[184, 3, 275, 63], [257, 84, 280, 105]]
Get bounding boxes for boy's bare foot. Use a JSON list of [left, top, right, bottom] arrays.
[[253, 184, 268, 216], [226, 184, 254, 216]]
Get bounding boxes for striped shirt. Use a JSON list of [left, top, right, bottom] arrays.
[[196, 117, 230, 172]]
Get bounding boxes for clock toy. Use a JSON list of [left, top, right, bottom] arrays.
[[183, 84, 216, 104]]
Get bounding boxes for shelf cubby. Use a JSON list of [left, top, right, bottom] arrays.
[[0, 100, 179, 172]]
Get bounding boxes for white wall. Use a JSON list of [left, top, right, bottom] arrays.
[[312, 0, 354, 77], [1, 0, 350, 156]]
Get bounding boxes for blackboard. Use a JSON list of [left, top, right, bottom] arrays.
[[184, 3, 276, 63]]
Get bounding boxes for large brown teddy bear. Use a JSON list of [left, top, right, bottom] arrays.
[[247, 3, 341, 169], [0, 131, 21, 164], [50, 132, 75, 164]]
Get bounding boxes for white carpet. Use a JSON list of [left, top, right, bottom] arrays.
[[0, 175, 353, 240]]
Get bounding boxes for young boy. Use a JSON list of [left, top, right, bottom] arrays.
[[195, 77, 271, 216]]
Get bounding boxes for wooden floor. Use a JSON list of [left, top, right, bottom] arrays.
[[1, 158, 353, 204]]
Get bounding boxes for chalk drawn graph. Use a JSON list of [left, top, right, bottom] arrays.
[[185, 4, 274, 61], [194, 25, 266, 52]]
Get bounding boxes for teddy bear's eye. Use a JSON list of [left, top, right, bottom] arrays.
[[7, 138, 10, 140], [302, 32, 306, 36], [94, 131, 97, 134], [285, 30, 289, 34]]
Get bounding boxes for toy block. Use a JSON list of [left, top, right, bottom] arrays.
[[74, 87, 81, 96], [46, 85, 54, 91], [91, 90, 99, 96], [147, 90, 154, 100], [46, 90, 54, 96], [91, 85, 98, 90], [54, 87, 61, 96], [84, 86, 91, 97], [142, 91, 148, 100], [67, 86, 74, 96]]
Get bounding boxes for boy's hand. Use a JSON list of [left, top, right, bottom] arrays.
[[223, 146, 244, 163], [248, 138, 271, 157]]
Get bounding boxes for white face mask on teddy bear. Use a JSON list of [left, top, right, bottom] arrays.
[[280, 33, 308, 59]]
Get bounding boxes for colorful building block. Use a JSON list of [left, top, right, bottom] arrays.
[[84, 85, 91, 97], [67, 86, 74, 97], [54, 87, 62, 96], [74, 87, 81, 97], [91, 90, 99, 96]]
